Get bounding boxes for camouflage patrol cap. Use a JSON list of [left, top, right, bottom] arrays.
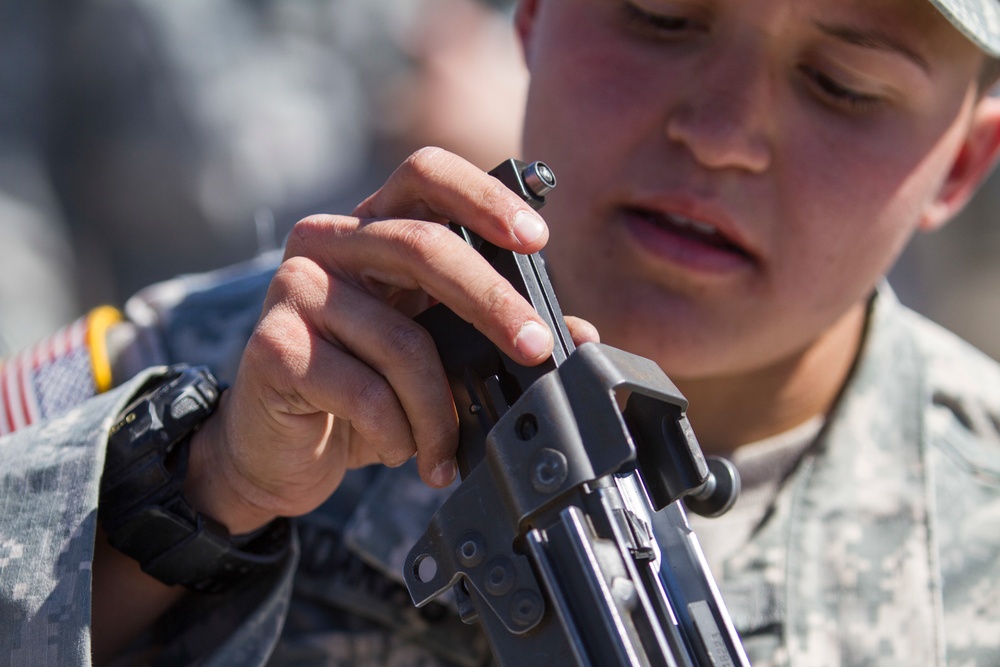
[[928, 0, 1000, 56]]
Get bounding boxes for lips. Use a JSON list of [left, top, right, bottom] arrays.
[[622, 206, 756, 272]]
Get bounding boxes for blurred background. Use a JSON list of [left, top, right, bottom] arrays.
[[0, 0, 997, 361], [0, 0, 528, 354], [890, 182, 1000, 361]]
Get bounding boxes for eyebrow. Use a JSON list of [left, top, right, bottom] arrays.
[[815, 22, 931, 74]]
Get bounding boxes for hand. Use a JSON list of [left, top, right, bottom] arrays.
[[185, 148, 598, 533]]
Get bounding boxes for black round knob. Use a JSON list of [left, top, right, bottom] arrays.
[[683, 456, 741, 518]]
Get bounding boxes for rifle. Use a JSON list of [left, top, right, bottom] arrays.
[[403, 159, 750, 667]]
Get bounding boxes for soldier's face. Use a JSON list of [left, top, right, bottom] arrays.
[[516, 0, 995, 380]]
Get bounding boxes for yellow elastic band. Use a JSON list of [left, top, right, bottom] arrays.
[[86, 305, 124, 393]]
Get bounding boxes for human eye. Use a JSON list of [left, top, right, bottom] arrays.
[[800, 64, 882, 113], [619, 1, 705, 38]]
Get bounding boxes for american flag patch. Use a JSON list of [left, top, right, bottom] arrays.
[[0, 306, 122, 436]]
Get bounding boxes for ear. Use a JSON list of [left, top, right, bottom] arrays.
[[514, 0, 542, 66], [921, 94, 1000, 231]]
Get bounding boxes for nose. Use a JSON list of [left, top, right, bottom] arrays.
[[665, 43, 773, 174]]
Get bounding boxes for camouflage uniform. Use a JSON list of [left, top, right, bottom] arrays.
[[1, 255, 998, 666]]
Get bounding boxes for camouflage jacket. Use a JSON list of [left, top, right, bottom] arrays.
[[1, 255, 998, 666]]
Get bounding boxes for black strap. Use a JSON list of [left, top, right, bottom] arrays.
[[100, 366, 290, 594]]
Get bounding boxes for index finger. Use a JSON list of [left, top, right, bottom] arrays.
[[353, 147, 550, 253]]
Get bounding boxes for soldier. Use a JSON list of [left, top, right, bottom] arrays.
[[3, 0, 1000, 665]]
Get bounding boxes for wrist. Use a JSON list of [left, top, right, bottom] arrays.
[[100, 366, 290, 594], [184, 399, 281, 535]]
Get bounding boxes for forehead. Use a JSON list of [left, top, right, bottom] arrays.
[[794, 0, 980, 57], [794, 0, 990, 78], [551, 0, 987, 66], [826, 0, 974, 43]]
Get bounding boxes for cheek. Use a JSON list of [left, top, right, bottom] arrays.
[[784, 85, 973, 271], [777, 126, 939, 300]]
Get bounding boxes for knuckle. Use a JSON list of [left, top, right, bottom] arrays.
[[350, 377, 415, 468], [285, 214, 354, 256], [478, 277, 522, 322], [404, 146, 449, 180], [380, 320, 435, 365], [351, 374, 396, 422], [246, 311, 309, 377], [270, 257, 327, 303], [396, 220, 451, 263], [284, 215, 328, 254], [397, 147, 462, 197], [348, 375, 416, 467], [478, 176, 517, 213], [275, 254, 320, 282]]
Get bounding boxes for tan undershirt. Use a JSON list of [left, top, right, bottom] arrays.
[[686, 416, 824, 577]]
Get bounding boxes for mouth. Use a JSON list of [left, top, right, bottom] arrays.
[[622, 206, 756, 271]]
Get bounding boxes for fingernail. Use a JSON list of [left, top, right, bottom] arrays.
[[430, 459, 457, 487], [514, 321, 552, 359], [513, 210, 546, 245]]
